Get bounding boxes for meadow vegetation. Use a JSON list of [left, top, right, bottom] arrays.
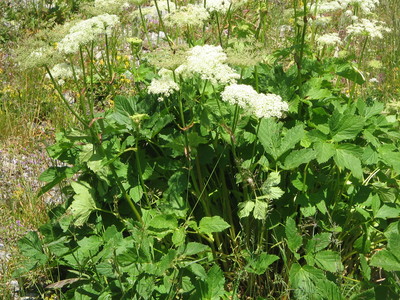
[[1, 0, 400, 299]]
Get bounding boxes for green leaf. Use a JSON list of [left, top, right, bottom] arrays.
[[334, 145, 363, 179], [148, 214, 178, 230], [238, 201, 255, 218], [336, 63, 365, 85], [329, 112, 365, 142], [257, 119, 304, 160], [278, 124, 305, 157], [359, 254, 371, 281], [305, 233, 332, 254], [245, 253, 279, 275], [289, 263, 325, 296], [253, 200, 269, 220], [285, 217, 302, 254], [184, 242, 210, 256], [314, 250, 343, 273], [375, 204, 400, 219], [199, 216, 230, 236], [18, 231, 48, 270], [172, 227, 186, 246], [68, 181, 97, 226], [283, 148, 315, 169], [257, 118, 282, 160], [313, 142, 335, 164], [370, 249, 400, 271], [205, 265, 225, 300], [349, 288, 375, 300]]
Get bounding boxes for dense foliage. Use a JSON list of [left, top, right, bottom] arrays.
[[7, 0, 400, 299]]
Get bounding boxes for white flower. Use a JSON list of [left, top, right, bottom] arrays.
[[206, 0, 231, 13], [46, 63, 82, 85], [94, 0, 129, 13], [57, 14, 120, 54], [221, 84, 289, 119], [148, 68, 180, 100], [348, 0, 379, 14], [369, 78, 379, 83], [316, 33, 342, 46], [164, 4, 209, 28], [346, 19, 391, 39], [176, 45, 239, 86]]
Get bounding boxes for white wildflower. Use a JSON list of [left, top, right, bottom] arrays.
[[346, 18, 391, 39], [144, 0, 177, 24], [369, 78, 379, 83], [57, 14, 120, 54], [206, 0, 231, 13], [94, 0, 129, 13], [176, 45, 239, 86], [164, 4, 209, 28], [148, 68, 180, 100], [46, 63, 82, 86], [349, 0, 380, 14], [316, 33, 342, 46], [221, 84, 289, 119]]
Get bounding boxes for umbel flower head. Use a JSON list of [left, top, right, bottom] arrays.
[[148, 68, 180, 101], [164, 4, 209, 28], [316, 33, 342, 47], [346, 18, 391, 39], [57, 14, 120, 55], [206, 0, 232, 13], [176, 45, 239, 86], [221, 84, 289, 119], [45, 63, 82, 86]]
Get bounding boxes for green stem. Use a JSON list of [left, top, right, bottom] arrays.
[[138, 5, 153, 50], [215, 12, 223, 47], [45, 65, 87, 127]]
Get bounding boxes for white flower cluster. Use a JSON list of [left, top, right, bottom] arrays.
[[348, 0, 380, 14], [221, 84, 289, 119], [316, 33, 342, 46], [206, 0, 231, 13], [148, 68, 180, 101], [310, 0, 379, 14], [164, 4, 209, 28], [346, 18, 391, 39], [46, 63, 82, 86], [94, 0, 129, 13], [144, 0, 177, 24], [176, 45, 239, 85], [57, 14, 120, 54]]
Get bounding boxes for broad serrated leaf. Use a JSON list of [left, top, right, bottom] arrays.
[[313, 142, 335, 164], [148, 214, 178, 230], [206, 265, 225, 300], [198, 216, 230, 236], [305, 233, 332, 254], [253, 200, 269, 220], [283, 148, 315, 169], [315, 250, 343, 273], [18, 231, 48, 270], [329, 112, 365, 142], [246, 253, 279, 275], [172, 227, 186, 246], [375, 204, 400, 219], [278, 124, 305, 158], [238, 201, 255, 218], [68, 181, 97, 226], [285, 217, 302, 253], [334, 146, 363, 179], [336, 63, 365, 85], [370, 249, 400, 271], [184, 242, 210, 256], [257, 118, 282, 160]]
